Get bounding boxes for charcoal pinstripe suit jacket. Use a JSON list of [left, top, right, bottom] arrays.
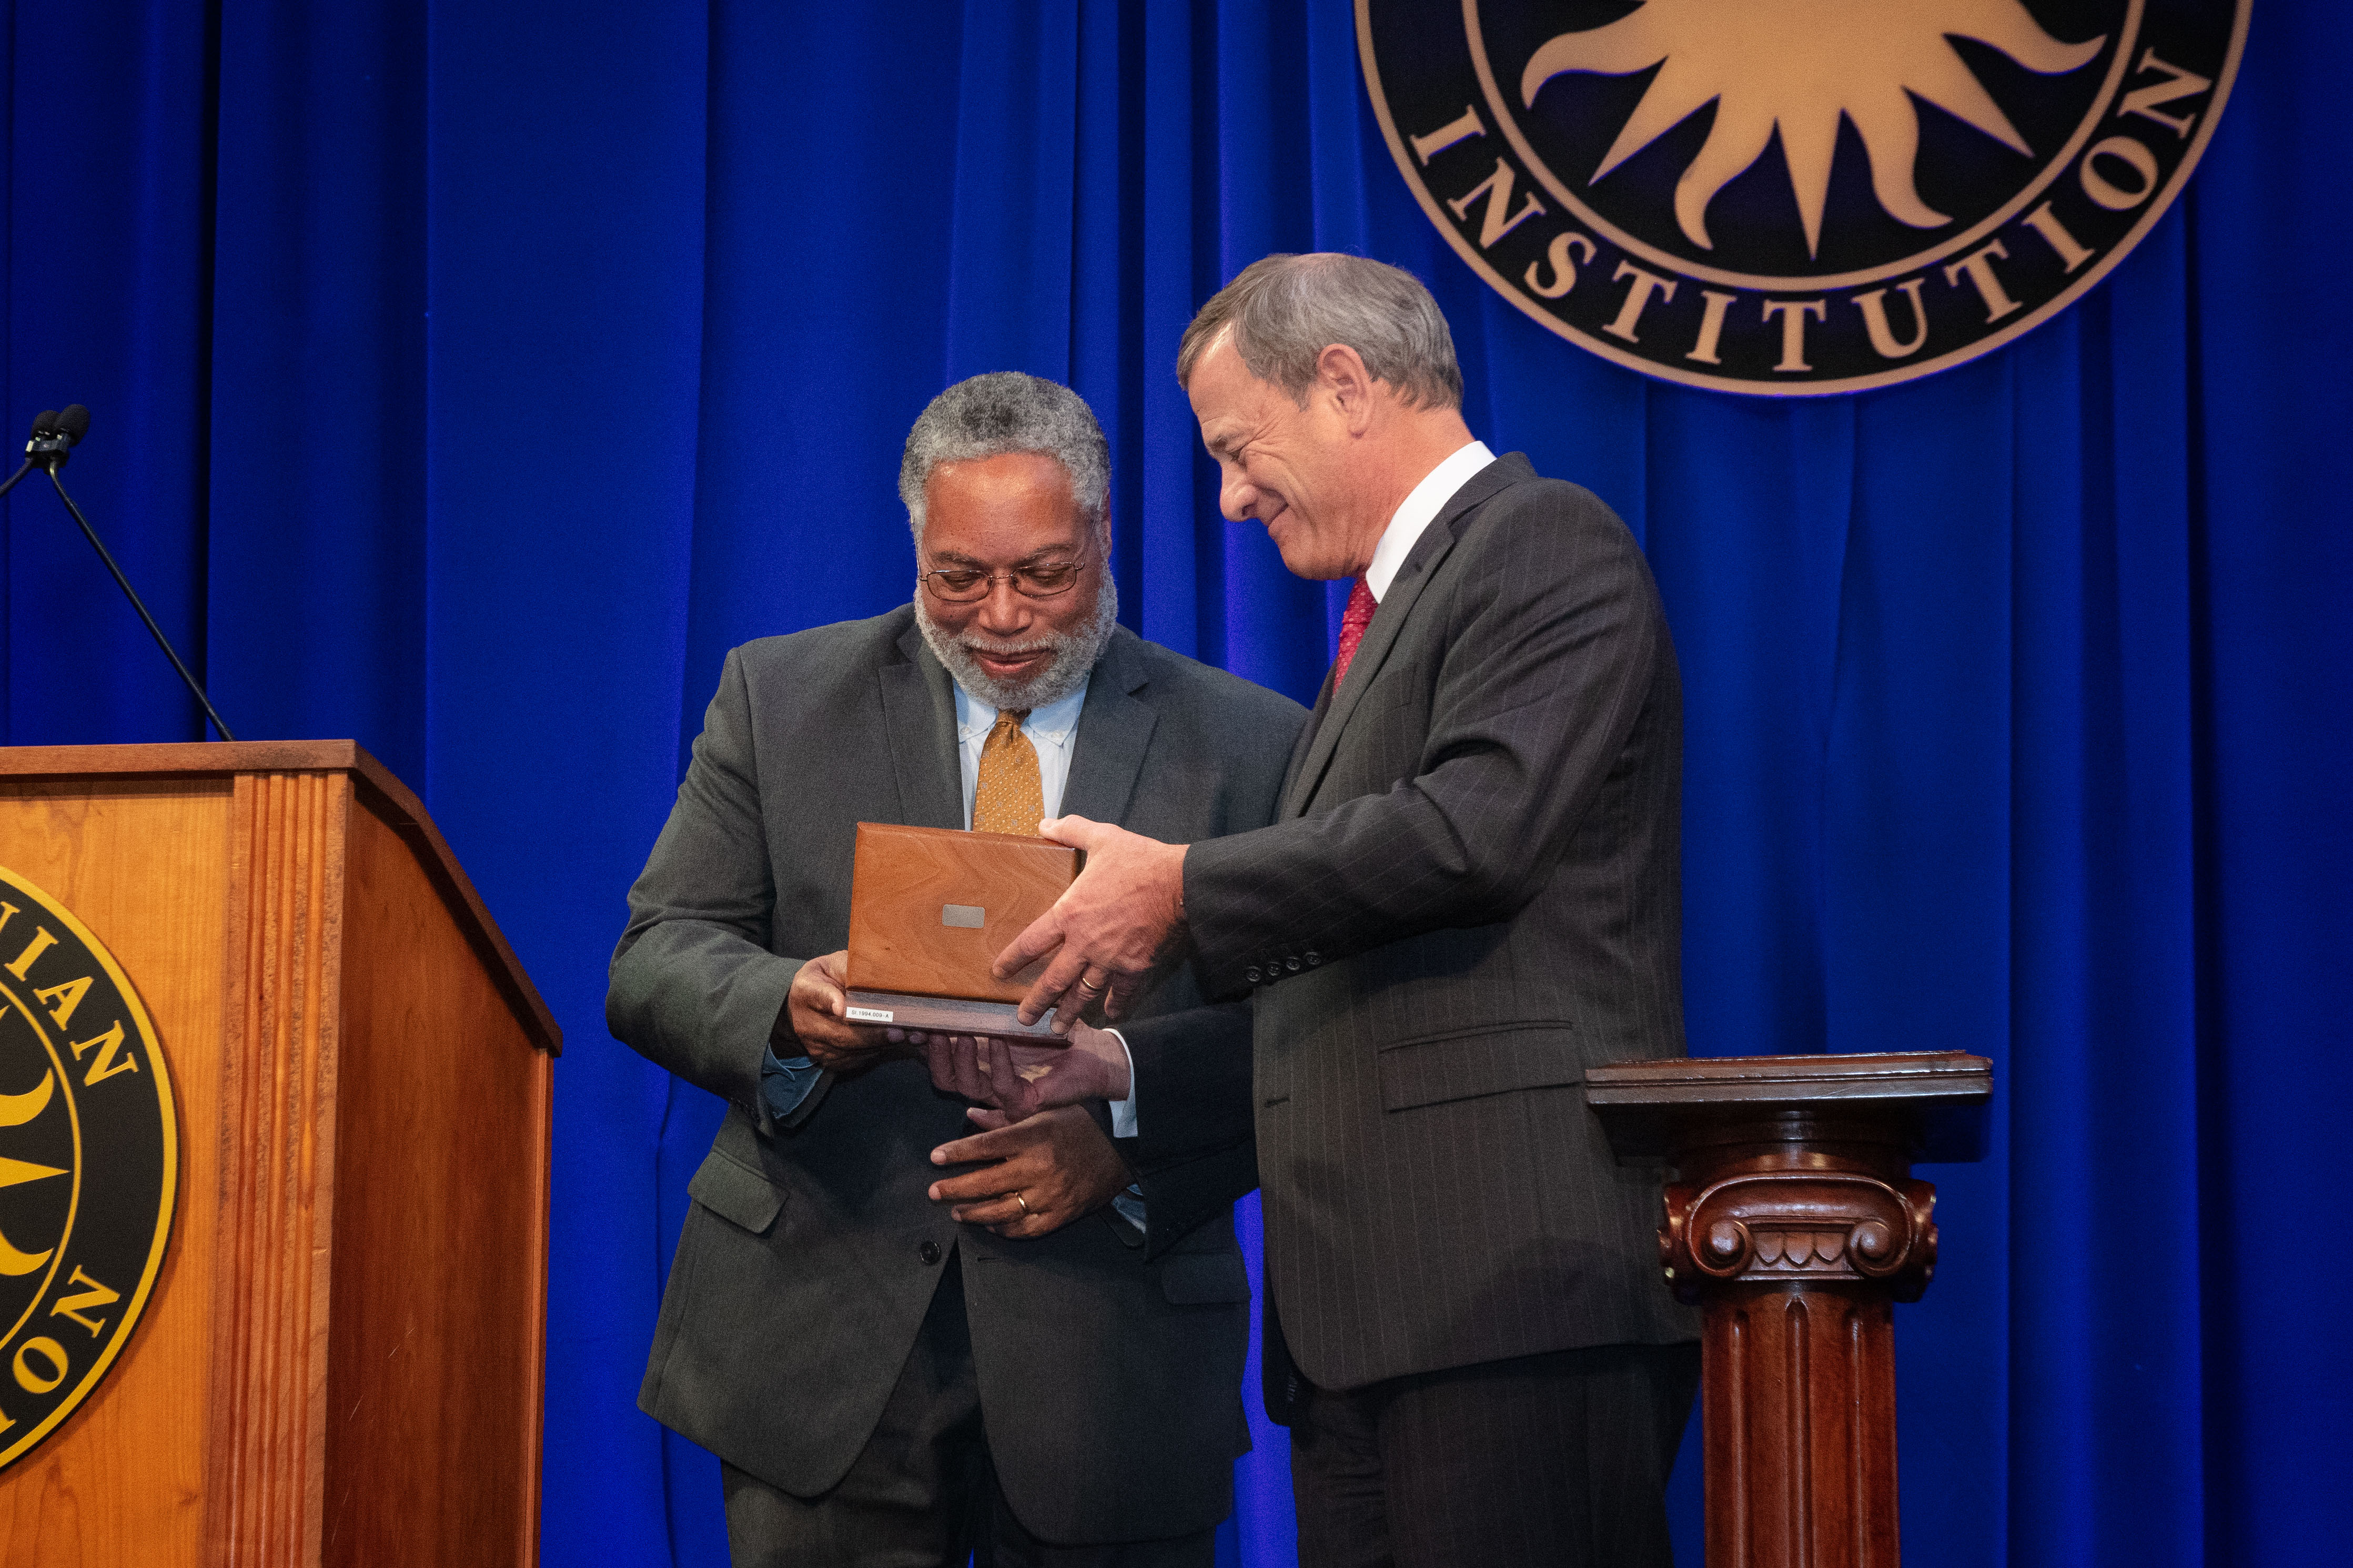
[[1184, 453, 1698, 1403]]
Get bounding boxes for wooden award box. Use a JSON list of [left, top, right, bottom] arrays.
[[843, 822, 1076, 1038], [0, 742, 557, 1567]]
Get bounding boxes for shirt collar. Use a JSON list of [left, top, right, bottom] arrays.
[[1364, 439, 1495, 602], [954, 677, 1089, 746]]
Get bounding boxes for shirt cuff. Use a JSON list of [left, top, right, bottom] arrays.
[[761, 1046, 824, 1122], [1102, 1027, 1138, 1139]]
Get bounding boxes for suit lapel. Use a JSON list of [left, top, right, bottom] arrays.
[[1059, 629, 1158, 825], [882, 622, 965, 829], [1278, 672, 1334, 806], [1282, 454, 1533, 818]]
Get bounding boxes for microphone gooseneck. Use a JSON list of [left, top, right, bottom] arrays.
[[15, 403, 239, 741]]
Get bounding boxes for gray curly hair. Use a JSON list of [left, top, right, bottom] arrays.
[[1176, 252, 1463, 410], [898, 372, 1111, 542]]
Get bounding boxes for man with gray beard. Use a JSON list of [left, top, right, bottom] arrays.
[[609, 373, 1305, 1566]]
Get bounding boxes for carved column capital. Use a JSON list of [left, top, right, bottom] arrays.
[[1662, 1170, 1940, 1304]]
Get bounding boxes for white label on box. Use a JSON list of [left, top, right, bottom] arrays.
[[845, 1006, 895, 1023]]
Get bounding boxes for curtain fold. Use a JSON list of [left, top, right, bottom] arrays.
[[3, 0, 213, 742], [3, 3, 2345, 1563]]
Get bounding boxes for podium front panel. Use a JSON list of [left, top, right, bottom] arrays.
[[0, 744, 554, 1568], [0, 778, 234, 1565]]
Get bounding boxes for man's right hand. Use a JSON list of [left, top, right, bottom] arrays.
[[785, 950, 912, 1073], [992, 815, 1188, 1029], [927, 1105, 1131, 1238], [924, 1023, 1130, 1121]]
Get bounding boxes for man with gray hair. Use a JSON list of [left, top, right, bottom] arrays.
[[609, 371, 1305, 1565], [982, 256, 1701, 1565]]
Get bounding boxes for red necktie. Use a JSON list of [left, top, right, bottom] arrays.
[[1332, 575, 1378, 691]]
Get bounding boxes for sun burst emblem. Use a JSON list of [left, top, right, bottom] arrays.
[[1357, 0, 2246, 392], [1522, 0, 2105, 257]]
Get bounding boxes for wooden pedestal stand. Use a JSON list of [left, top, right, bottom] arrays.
[[1586, 1053, 1992, 1568]]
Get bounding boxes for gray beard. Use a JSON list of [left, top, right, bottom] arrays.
[[914, 574, 1119, 712]]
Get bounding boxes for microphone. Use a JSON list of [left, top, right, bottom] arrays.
[[0, 410, 61, 501], [22, 405, 85, 468], [14, 403, 238, 741]]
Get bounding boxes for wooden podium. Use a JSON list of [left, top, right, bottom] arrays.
[[1587, 1053, 1992, 1568], [0, 743, 559, 1566]]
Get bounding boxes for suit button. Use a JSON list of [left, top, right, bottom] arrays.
[[1286, 956, 1302, 972], [918, 1241, 942, 1266], [1245, 966, 1263, 984], [1305, 951, 1321, 966]]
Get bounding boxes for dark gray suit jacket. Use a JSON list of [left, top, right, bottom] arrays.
[[608, 609, 1305, 1544], [1185, 454, 1698, 1405]]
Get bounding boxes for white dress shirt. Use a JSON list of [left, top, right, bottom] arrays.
[[1364, 440, 1495, 602]]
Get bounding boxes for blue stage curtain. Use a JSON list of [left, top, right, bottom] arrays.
[[3, 4, 2346, 1564]]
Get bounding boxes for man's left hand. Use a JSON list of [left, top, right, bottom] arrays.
[[993, 814, 1188, 1030], [927, 1104, 1129, 1239]]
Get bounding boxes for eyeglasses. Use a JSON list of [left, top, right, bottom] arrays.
[[916, 558, 1089, 603]]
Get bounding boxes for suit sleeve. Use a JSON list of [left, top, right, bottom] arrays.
[[1182, 486, 1666, 993], [607, 646, 805, 1123], [1115, 998, 1257, 1257], [1105, 674, 1304, 1257]]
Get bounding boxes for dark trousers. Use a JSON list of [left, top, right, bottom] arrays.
[[1289, 1340, 1700, 1568], [721, 1256, 1216, 1568]]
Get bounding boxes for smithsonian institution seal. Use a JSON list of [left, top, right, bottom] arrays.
[[1359, 0, 2249, 393], [0, 867, 177, 1471]]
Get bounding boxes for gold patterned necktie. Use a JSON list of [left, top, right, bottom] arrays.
[[972, 710, 1043, 836]]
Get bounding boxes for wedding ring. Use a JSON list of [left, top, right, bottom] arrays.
[[1075, 974, 1105, 995], [1013, 1191, 1031, 1215]]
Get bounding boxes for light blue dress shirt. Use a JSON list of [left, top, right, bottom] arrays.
[[762, 674, 1143, 1226]]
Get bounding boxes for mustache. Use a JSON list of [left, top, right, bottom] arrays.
[[957, 635, 1061, 655]]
